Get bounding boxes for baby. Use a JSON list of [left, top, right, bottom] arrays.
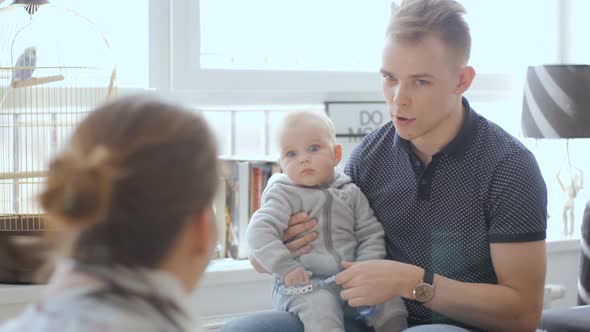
[[247, 110, 407, 332]]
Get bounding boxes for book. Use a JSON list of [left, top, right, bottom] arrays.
[[250, 165, 263, 218], [212, 176, 227, 259], [220, 156, 280, 259], [223, 160, 249, 259], [250, 162, 276, 218]]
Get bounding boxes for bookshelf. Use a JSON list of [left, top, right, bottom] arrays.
[[214, 156, 280, 260]]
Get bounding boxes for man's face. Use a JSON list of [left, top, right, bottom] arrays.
[[381, 35, 464, 143], [279, 119, 340, 187]]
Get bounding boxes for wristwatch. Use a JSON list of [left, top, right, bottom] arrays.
[[413, 269, 435, 304]]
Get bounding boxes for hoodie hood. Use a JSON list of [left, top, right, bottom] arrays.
[[266, 170, 351, 191]]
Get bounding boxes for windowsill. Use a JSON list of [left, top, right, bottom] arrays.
[[546, 238, 581, 254], [0, 238, 581, 317], [0, 284, 44, 306], [200, 258, 272, 287], [199, 236, 582, 289]]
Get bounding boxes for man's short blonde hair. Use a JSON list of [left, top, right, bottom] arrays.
[[387, 0, 471, 66], [279, 110, 337, 145]]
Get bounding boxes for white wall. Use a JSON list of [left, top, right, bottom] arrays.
[[545, 241, 582, 308]]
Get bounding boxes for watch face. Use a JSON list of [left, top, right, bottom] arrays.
[[413, 283, 434, 303]]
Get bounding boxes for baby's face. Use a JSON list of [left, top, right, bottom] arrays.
[[279, 120, 340, 187]]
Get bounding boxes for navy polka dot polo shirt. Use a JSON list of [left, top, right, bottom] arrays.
[[345, 97, 547, 327]]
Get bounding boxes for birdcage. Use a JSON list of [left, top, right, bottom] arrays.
[[0, 0, 116, 282]]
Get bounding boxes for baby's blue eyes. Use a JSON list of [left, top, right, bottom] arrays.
[[284, 145, 320, 158]]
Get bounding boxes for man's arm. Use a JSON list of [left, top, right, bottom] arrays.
[[338, 148, 548, 331], [337, 240, 546, 331], [429, 149, 547, 330], [427, 240, 546, 331]]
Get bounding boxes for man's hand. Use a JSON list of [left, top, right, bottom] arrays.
[[336, 260, 422, 307], [248, 212, 318, 274], [284, 266, 310, 286], [281, 212, 318, 257]]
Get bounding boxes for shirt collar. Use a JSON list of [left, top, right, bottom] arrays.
[[393, 97, 477, 159]]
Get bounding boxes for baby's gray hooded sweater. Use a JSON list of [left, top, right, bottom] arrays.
[[247, 171, 386, 278]]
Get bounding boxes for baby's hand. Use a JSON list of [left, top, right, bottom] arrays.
[[284, 266, 310, 286]]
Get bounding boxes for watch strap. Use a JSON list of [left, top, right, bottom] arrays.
[[422, 269, 434, 285]]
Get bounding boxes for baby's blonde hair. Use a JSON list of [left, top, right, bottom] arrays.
[[279, 110, 337, 145]]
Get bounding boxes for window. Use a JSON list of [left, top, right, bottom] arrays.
[[570, 0, 590, 65], [200, 0, 559, 74], [169, 1, 515, 101], [167, 0, 559, 104], [51, 0, 149, 88], [463, 0, 558, 73], [200, 0, 391, 72]]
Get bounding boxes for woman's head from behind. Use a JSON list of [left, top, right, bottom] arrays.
[[39, 95, 218, 291]]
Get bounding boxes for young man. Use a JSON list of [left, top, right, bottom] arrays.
[[222, 0, 547, 331]]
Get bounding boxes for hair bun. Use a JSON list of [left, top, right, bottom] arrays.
[[40, 145, 116, 227]]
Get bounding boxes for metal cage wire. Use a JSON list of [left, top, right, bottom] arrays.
[[0, 1, 116, 233]]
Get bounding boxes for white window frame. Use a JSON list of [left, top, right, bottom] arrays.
[[149, 0, 517, 105]]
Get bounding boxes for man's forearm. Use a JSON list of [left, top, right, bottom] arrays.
[[426, 274, 543, 331]]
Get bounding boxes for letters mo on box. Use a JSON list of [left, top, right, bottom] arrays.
[[325, 102, 389, 143]]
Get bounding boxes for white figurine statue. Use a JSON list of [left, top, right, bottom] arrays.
[[557, 166, 584, 236]]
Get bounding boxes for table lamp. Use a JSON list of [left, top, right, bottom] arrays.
[[522, 64, 590, 236]]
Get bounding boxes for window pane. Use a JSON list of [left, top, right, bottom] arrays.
[[570, 0, 590, 64], [461, 0, 558, 74], [202, 111, 232, 155], [234, 111, 266, 155], [51, 0, 149, 87], [200, 0, 557, 74], [200, 0, 392, 71], [268, 111, 288, 157]]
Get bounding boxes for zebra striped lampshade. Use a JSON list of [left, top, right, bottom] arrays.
[[522, 65, 590, 138]]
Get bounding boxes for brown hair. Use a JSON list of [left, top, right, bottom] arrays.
[[39, 95, 218, 268], [387, 0, 471, 66]]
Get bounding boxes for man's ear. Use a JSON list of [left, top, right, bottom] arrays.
[[334, 144, 343, 165], [455, 66, 476, 95]]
